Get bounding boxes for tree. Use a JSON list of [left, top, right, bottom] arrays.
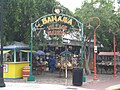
[[74, 0, 120, 74], [3, 0, 73, 51], [3, 0, 59, 49]]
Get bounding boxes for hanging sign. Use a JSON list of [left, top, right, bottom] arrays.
[[94, 46, 97, 53], [32, 14, 80, 31], [3, 64, 8, 73]]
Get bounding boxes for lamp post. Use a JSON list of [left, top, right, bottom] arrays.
[[27, 23, 35, 81], [88, 17, 100, 80], [113, 32, 117, 77], [0, 0, 5, 87], [109, 21, 119, 77]]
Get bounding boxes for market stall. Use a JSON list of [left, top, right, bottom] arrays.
[[2, 42, 35, 79], [32, 50, 47, 75], [97, 52, 120, 74], [56, 50, 73, 78]]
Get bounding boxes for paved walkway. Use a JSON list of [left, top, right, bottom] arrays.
[[1, 82, 94, 90], [3, 71, 120, 90]]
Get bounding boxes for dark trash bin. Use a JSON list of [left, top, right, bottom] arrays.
[[72, 68, 83, 86]]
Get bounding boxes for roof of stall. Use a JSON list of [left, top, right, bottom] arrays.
[[2, 41, 30, 50], [98, 52, 119, 56]]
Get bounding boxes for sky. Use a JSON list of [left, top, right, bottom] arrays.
[[56, 0, 119, 12], [56, 0, 84, 12]]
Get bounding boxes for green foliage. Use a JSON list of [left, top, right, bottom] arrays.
[[3, 0, 57, 47], [3, 0, 120, 52], [3, 0, 72, 50], [74, 0, 120, 51]]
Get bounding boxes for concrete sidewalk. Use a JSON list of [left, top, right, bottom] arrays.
[[0, 82, 94, 90], [3, 72, 120, 90]]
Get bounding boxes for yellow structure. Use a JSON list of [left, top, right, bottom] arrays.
[[2, 42, 35, 79], [3, 62, 29, 78]]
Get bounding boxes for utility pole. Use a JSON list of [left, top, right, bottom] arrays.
[[0, 0, 5, 87]]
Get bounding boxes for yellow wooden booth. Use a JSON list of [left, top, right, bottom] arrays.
[[2, 42, 35, 79]]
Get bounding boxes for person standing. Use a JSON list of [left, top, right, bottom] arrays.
[[49, 56, 56, 73], [35, 57, 41, 75]]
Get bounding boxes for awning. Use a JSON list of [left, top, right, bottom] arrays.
[[98, 52, 119, 56], [117, 53, 120, 56], [0, 50, 11, 54], [20, 50, 36, 53]]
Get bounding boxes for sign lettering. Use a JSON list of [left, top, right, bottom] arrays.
[[41, 15, 73, 26], [32, 14, 80, 36]]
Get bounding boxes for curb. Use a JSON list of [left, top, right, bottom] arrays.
[[106, 84, 120, 90]]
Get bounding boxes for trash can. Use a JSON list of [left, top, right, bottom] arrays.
[[72, 68, 83, 86], [22, 66, 30, 80]]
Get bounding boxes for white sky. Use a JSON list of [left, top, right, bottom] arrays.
[[56, 0, 119, 12], [56, 0, 84, 12]]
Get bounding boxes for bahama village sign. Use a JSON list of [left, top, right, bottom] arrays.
[[31, 14, 82, 36]]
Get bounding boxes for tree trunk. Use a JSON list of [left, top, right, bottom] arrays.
[[84, 31, 93, 75]]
